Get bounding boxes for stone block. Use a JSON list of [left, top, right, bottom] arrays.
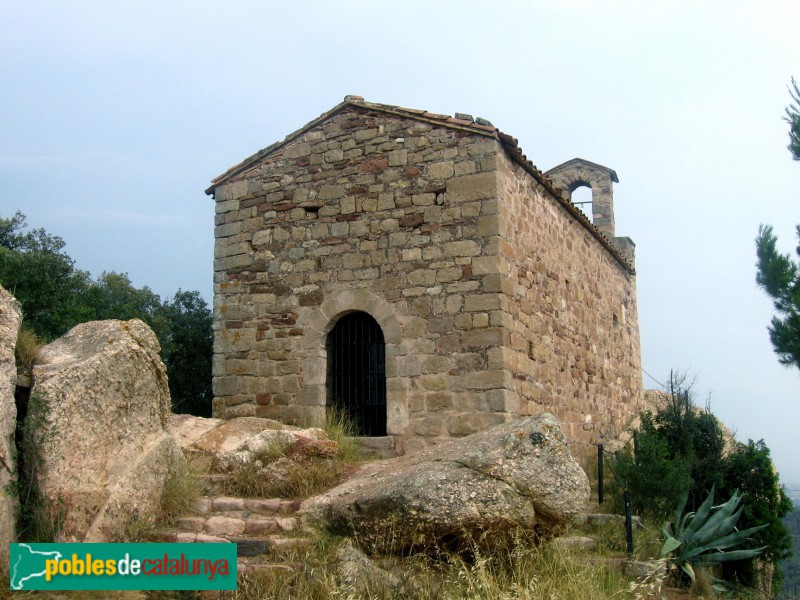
[[284, 142, 311, 159], [426, 392, 453, 411], [215, 222, 242, 239], [418, 374, 446, 391], [427, 317, 453, 334], [341, 196, 356, 214], [446, 172, 497, 203], [462, 327, 508, 348], [388, 150, 407, 166], [319, 185, 345, 200], [205, 516, 246, 536], [213, 376, 239, 396], [436, 267, 462, 283], [377, 194, 395, 211], [414, 416, 442, 437], [428, 161, 455, 179], [464, 294, 502, 312], [442, 240, 481, 258]]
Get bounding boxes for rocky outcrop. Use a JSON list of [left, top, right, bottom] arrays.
[[28, 319, 184, 542], [0, 285, 22, 561], [167, 414, 338, 469], [301, 414, 589, 554]]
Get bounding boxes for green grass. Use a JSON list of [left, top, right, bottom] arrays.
[[323, 408, 363, 464]]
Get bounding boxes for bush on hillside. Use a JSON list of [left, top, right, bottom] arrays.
[[609, 372, 793, 593]]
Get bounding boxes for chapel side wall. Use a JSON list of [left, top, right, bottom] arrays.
[[211, 108, 518, 452], [496, 154, 643, 454]]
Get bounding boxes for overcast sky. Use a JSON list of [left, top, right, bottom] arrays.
[[2, 1, 798, 480]]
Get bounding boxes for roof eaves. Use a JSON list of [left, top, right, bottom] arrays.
[[205, 99, 355, 195], [205, 97, 500, 196]]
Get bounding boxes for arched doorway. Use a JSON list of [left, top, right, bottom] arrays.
[[326, 312, 387, 436]]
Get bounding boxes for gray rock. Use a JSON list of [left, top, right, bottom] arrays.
[[336, 540, 405, 595], [170, 414, 338, 469], [551, 535, 597, 550], [623, 559, 667, 582], [301, 414, 589, 554], [28, 319, 184, 541], [0, 285, 21, 561], [584, 513, 644, 530]]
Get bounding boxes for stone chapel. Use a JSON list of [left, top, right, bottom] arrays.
[[206, 95, 642, 456]]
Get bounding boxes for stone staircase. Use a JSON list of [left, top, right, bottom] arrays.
[[157, 493, 310, 576], [155, 435, 395, 584]]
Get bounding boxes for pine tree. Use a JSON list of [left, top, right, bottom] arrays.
[[755, 79, 800, 370]]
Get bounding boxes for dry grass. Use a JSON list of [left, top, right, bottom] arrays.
[[126, 455, 206, 541], [224, 456, 345, 499], [214, 534, 628, 600], [324, 408, 363, 464], [220, 409, 363, 499], [14, 324, 42, 372]]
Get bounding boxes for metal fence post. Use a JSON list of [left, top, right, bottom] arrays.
[[597, 444, 604, 505], [624, 490, 634, 556]]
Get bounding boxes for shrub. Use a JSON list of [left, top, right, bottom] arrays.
[[610, 372, 724, 517], [609, 372, 792, 594]]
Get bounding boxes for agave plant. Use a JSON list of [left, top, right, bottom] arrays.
[[660, 486, 767, 583]]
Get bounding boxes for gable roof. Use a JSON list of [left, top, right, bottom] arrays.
[[546, 158, 619, 183], [206, 95, 634, 274]]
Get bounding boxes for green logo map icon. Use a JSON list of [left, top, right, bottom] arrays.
[[9, 543, 237, 591]]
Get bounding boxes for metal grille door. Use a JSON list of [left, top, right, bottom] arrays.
[[327, 312, 387, 436]]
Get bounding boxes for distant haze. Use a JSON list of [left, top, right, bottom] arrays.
[[2, 1, 798, 480]]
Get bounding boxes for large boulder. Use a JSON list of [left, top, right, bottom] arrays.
[[301, 414, 589, 554], [0, 285, 22, 561], [28, 319, 184, 542], [167, 414, 338, 469]]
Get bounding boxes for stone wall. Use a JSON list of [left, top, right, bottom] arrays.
[[210, 100, 642, 455], [497, 154, 642, 449]]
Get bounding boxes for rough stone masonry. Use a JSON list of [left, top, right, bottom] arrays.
[[206, 96, 643, 457]]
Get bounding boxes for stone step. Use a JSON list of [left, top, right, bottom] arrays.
[[157, 530, 311, 557], [174, 514, 298, 536], [355, 436, 398, 459], [193, 495, 301, 517]]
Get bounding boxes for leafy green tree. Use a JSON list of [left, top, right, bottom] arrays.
[[720, 440, 793, 569], [755, 225, 800, 370], [755, 78, 800, 370], [0, 211, 89, 339], [154, 290, 213, 417], [82, 271, 162, 323], [0, 211, 213, 417]]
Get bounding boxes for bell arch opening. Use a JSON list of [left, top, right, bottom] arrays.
[[570, 183, 594, 223], [325, 311, 387, 436]]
